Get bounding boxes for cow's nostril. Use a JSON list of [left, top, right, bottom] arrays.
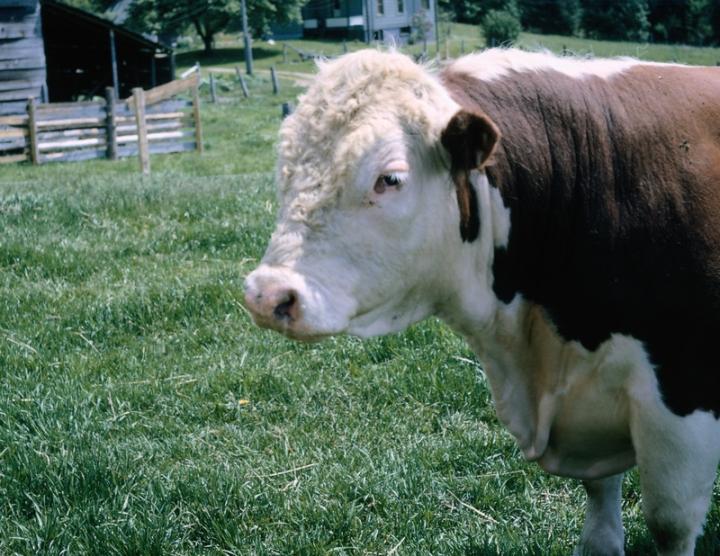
[[273, 290, 298, 321]]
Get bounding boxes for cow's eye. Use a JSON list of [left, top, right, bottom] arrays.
[[383, 174, 401, 186], [373, 172, 406, 194]]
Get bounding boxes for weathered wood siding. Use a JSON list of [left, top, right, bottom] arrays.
[[0, 74, 201, 166], [0, 0, 47, 115]]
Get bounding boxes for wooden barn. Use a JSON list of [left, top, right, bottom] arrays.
[[0, 0, 46, 114], [0, 0, 174, 114]]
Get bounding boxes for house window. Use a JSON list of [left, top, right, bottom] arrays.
[[377, 0, 384, 15], [397, 0, 404, 13]]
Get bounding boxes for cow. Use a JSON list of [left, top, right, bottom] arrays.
[[243, 48, 720, 555]]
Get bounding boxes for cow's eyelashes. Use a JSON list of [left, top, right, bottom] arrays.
[[382, 174, 402, 186], [373, 172, 407, 194]]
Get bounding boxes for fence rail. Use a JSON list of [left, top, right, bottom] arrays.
[[0, 73, 202, 173]]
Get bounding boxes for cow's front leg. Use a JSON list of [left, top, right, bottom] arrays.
[[630, 403, 720, 556], [574, 473, 625, 556]]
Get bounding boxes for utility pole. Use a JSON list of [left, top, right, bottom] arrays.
[[364, 0, 371, 44], [434, 0, 440, 55], [241, 0, 253, 75]]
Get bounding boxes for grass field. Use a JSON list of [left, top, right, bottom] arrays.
[[175, 22, 720, 77], [1, 35, 720, 555]]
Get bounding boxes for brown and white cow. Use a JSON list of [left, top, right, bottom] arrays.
[[244, 48, 720, 555]]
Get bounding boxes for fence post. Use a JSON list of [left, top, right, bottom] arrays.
[[105, 87, 117, 161], [109, 29, 119, 99], [342, 40, 347, 54], [132, 87, 150, 175], [241, 0, 254, 75], [209, 72, 217, 103], [235, 66, 249, 98], [192, 78, 204, 154], [281, 102, 293, 118], [27, 97, 39, 165], [270, 66, 279, 95], [460, 39, 465, 54], [283, 43, 288, 63]]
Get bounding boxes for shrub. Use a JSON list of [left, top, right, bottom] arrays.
[[482, 9, 522, 46]]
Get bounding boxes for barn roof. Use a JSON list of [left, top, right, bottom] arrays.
[[40, 0, 171, 53]]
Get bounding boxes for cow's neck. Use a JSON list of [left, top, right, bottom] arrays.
[[435, 170, 566, 463], [442, 68, 621, 326], [444, 67, 671, 352], [438, 69, 652, 475], [440, 218, 634, 472], [440, 244, 578, 463], [465, 298, 567, 461], [439, 71, 634, 465]]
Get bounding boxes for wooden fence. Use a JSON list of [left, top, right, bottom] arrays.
[[0, 73, 202, 173]]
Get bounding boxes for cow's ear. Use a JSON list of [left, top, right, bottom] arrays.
[[440, 110, 500, 243]]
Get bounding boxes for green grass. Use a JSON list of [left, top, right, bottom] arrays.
[[515, 31, 720, 65], [175, 23, 720, 79], [443, 23, 720, 65], [1, 44, 719, 555]]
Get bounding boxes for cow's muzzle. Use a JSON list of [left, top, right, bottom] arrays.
[[245, 282, 300, 327], [244, 265, 342, 341]]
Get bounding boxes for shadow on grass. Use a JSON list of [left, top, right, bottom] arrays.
[[176, 47, 278, 66]]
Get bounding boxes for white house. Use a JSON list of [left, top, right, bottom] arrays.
[[301, 0, 436, 44]]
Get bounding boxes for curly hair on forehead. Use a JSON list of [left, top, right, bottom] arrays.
[[275, 50, 459, 225]]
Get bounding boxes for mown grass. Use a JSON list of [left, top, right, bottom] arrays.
[[1, 43, 719, 555], [447, 23, 720, 65]]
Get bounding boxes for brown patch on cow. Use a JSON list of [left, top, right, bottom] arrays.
[[441, 110, 500, 242], [441, 63, 720, 417]]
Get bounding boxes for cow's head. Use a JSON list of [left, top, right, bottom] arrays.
[[244, 50, 507, 341]]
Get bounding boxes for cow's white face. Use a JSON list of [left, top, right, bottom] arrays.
[[244, 50, 504, 341]]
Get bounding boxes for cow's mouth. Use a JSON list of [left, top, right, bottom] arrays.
[[246, 309, 333, 343]]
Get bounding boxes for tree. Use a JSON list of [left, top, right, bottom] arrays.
[[713, 1, 720, 44], [482, 8, 522, 46], [63, 0, 116, 13], [438, 0, 481, 24], [127, 0, 304, 53], [411, 8, 434, 47], [648, 0, 714, 45], [582, 0, 650, 42], [519, 0, 581, 36], [439, 0, 519, 25]]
